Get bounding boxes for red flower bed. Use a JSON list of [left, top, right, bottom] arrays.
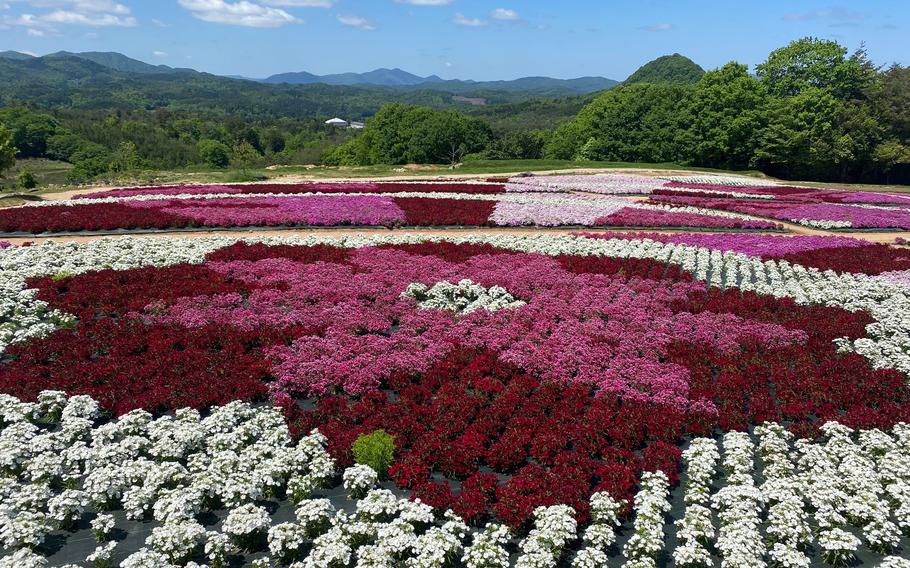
[[394, 197, 496, 226], [0, 203, 188, 233], [281, 346, 698, 527], [0, 319, 274, 415], [777, 245, 910, 275]]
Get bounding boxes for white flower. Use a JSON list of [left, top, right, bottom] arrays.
[[146, 520, 207, 563], [462, 523, 511, 568], [343, 464, 378, 498], [120, 548, 177, 568], [222, 503, 271, 539], [86, 540, 117, 564], [268, 521, 307, 560]]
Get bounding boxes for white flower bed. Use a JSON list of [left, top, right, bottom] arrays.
[[505, 174, 670, 195], [0, 398, 908, 565], [661, 175, 780, 187], [670, 421, 910, 568], [796, 218, 854, 229], [621, 471, 670, 564], [403, 279, 526, 314]]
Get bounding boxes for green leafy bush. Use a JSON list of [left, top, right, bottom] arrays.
[[352, 430, 395, 476]]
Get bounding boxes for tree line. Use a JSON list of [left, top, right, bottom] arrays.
[[0, 107, 357, 183], [317, 38, 910, 183], [546, 38, 910, 183]]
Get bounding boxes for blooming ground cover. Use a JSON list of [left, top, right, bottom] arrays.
[[8, 174, 910, 233], [3, 232, 910, 565], [0, 190, 780, 234]]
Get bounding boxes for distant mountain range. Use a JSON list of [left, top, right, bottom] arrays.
[[0, 50, 619, 95], [261, 68, 619, 94]]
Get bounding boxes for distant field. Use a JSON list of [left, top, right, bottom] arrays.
[[0, 159, 73, 192]]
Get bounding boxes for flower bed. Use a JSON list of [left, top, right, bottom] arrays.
[[0, 192, 782, 234], [661, 175, 781, 187], [2, 390, 909, 567], [76, 181, 507, 199], [666, 181, 910, 205], [506, 174, 669, 194], [576, 232, 910, 275], [651, 194, 910, 230], [3, 234, 910, 565], [594, 207, 779, 230]]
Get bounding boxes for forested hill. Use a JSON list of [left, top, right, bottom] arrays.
[[624, 53, 705, 85], [0, 53, 594, 120]]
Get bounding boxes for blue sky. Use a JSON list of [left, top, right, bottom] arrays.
[[1, 1, 907, 80]]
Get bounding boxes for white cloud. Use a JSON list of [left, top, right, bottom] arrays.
[[453, 12, 485, 27], [178, 0, 299, 27], [642, 22, 673, 31], [152, 50, 166, 57], [41, 9, 135, 26], [6, 1, 130, 14], [395, 0, 453, 5], [490, 8, 518, 21], [264, 0, 332, 6], [337, 14, 374, 30], [151, 18, 170, 27], [784, 8, 863, 22], [2, 0, 135, 29], [26, 26, 43, 34]]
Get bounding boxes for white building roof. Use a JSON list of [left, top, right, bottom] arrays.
[[325, 118, 348, 126]]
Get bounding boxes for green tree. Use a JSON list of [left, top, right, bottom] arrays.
[[753, 89, 885, 180], [65, 143, 111, 183], [109, 141, 140, 172], [0, 125, 16, 177], [198, 139, 231, 168], [876, 64, 910, 140], [0, 108, 58, 158], [261, 127, 286, 155], [231, 140, 261, 169], [352, 430, 395, 476], [331, 103, 492, 166], [545, 84, 690, 162], [683, 62, 769, 169], [483, 131, 545, 160], [46, 132, 90, 162], [755, 37, 875, 99], [17, 169, 37, 190], [873, 140, 910, 183]]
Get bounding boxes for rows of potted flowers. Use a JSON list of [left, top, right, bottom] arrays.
[[3, 235, 910, 535], [5, 389, 910, 566]]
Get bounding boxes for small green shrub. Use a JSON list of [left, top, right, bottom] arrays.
[[352, 429, 395, 476], [17, 169, 38, 190]]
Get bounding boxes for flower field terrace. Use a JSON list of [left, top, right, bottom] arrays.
[[502, 173, 910, 232], [0, 185, 783, 234], [3, 234, 910, 556], [4, 191, 910, 566], [15, 172, 910, 235]]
